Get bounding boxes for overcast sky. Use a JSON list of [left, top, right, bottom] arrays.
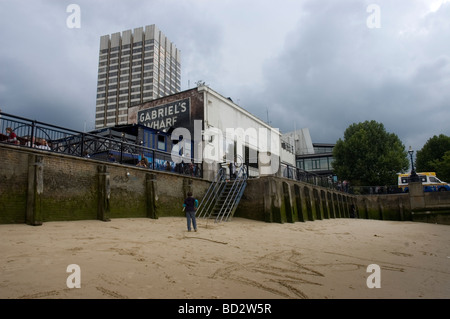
[[0, 0, 449, 151]]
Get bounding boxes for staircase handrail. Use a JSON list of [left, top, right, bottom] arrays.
[[196, 167, 225, 219], [220, 172, 247, 222], [215, 165, 247, 222]]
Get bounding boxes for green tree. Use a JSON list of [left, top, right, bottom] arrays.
[[431, 151, 450, 182], [415, 134, 450, 181], [332, 120, 409, 186]]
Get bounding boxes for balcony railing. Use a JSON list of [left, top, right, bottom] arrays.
[[0, 111, 202, 178]]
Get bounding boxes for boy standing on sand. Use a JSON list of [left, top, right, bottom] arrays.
[[183, 192, 198, 232]]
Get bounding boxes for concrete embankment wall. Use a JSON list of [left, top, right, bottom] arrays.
[[235, 177, 450, 225], [1, 144, 450, 225], [355, 183, 450, 225], [235, 177, 356, 223], [0, 144, 209, 225]]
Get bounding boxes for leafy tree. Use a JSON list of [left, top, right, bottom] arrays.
[[430, 151, 450, 182], [332, 120, 409, 186], [415, 134, 450, 181]]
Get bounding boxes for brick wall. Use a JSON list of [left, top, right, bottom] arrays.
[[2, 143, 449, 225], [0, 145, 29, 223], [0, 144, 210, 225]]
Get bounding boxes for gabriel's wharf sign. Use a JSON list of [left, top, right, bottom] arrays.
[[138, 98, 190, 130]]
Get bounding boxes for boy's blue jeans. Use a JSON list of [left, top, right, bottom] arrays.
[[186, 211, 197, 231]]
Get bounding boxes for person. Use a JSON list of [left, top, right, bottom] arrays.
[[175, 162, 183, 174], [25, 136, 36, 148], [229, 162, 235, 179], [136, 158, 148, 168], [38, 139, 51, 150], [108, 153, 116, 162], [183, 192, 198, 232], [193, 163, 200, 177], [343, 180, 349, 193], [350, 204, 358, 218], [5, 127, 18, 145]]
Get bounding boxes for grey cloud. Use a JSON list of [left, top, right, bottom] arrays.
[[0, 0, 449, 151], [237, 0, 450, 149]]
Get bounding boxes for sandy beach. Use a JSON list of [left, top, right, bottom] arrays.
[[0, 217, 449, 299]]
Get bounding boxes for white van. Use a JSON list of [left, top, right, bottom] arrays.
[[398, 172, 450, 192]]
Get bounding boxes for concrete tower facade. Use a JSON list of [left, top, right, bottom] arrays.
[[95, 25, 181, 129]]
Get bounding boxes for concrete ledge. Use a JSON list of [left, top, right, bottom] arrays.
[[411, 210, 450, 225]]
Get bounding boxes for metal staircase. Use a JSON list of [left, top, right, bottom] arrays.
[[197, 165, 248, 223]]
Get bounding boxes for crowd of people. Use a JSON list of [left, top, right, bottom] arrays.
[[2, 127, 51, 150], [2, 125, 203, 178], [134, 155, 201, 177], [336, 180, 350, 193]]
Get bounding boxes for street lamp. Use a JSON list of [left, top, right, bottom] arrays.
[[408, 146, 420, 182]]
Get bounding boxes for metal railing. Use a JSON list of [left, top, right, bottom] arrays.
[[281, 164, 403, 195], [196, 168, 226, 219], [0, 111, 202, 178], [281, 163, 337, 190], [349, 185, 403, 195], [215, 165, 248, 223]]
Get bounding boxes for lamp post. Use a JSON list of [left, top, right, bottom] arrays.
[[408, 146, 419, 182]]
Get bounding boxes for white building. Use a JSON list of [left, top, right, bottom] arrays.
[[283, 128, 315, 155], [128, 85, 296, 180], [283, 129, 336, 177]]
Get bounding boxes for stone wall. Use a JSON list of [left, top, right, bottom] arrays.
[[235, 177, 356, 223], [0, 144, 209, 225], [236, 177, 450, 225], [355, 193, 411, 221], [1, 143, 449, 225], [353, 182, 450, 224]]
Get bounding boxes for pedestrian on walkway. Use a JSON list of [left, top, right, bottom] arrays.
[[5, 127, 18, 145], [183, 192, 198, 232]]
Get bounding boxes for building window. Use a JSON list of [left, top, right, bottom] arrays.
[[157, 135, 166, 151]]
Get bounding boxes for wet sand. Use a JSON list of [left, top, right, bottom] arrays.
[[0, 217, 449, 299]]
